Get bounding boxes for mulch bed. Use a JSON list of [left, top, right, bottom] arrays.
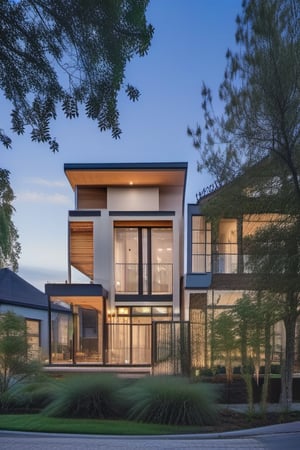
[[208, 408, 300, 433]]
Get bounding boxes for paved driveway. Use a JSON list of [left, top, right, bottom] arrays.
[[0, 432, 265, 449], [1, 421, 300, 450]]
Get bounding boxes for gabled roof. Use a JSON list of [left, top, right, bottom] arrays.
[[0, 268, 48, 310]]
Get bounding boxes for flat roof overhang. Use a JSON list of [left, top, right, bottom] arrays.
[[64, 162, 188, 194], [45, 283, 108, 311], [45, 283, 108, 299]]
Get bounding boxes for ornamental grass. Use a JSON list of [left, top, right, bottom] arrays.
[[122, 375, 219, 426]]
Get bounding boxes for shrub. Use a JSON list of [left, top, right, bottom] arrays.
[[0, 376, 59, 411], [43, 373, 125, 419], [0, 311, 42, 393], [122, 375, 219, 426]]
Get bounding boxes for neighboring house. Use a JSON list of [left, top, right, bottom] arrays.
[[45, 162, 187, 373], [0, 268, 70, 362], [0, 267, 49, 361], [184, 178, 300, 373]]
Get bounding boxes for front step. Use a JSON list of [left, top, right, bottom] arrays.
[[44, 364, 152, 378]]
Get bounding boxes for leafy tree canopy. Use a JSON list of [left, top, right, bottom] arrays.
[[0, 169, 21, 270], [0, 0, 154, 151], [188, 0, 300, 407], [188, 0, 300, 195]]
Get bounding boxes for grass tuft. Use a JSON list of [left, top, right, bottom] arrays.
[[0, 377, 59, 410], [122, 375, 219, 426], [43, 373, 125, 419]]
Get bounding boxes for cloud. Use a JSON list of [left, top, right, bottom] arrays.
[[26, 177, 66, 188], [16, 191, 70, 204], [18, 265, 69, 291]]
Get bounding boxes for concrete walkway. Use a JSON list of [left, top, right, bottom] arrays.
[[221, 402, 300, 413]]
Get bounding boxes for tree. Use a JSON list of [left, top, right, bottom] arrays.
[[0, 312, 41, 394], [210, 312, 238, 383], [245, 215, 300, 408], [0, 0, 154, 151], [188, 0, 300, 407], [0, 169, 21, 271]]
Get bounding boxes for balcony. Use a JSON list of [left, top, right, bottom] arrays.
[[115, 263, 173, 295]]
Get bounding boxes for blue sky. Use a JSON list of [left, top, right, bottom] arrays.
[[1, 0, 242, 290]]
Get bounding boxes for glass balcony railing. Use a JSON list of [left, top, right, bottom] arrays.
[[212, 254, 238, 273], [212, 253, 258, 274], [115, 263, 173, 294]]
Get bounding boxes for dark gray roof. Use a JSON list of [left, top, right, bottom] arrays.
[[0, 268, 48, 310], [64, 162, 188, 171]]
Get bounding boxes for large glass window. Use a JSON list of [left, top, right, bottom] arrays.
[[26, 319, 41, 360], [242, 214, 285, 273], [214, 219, 238, 273], [115, 228, 139, 293], [106, 306, 172, 365], [114, 226, 173, 295], [151, 228, 173, 293], [51, 312, 73, 363], [192, 216, 211, 273]]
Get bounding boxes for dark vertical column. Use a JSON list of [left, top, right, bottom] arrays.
[[47, 295, 52, 365], [237, 217, 244, 273], [148, 228, 152, 294], [103, 299, 107, 365], [138, 228, 143, 294]]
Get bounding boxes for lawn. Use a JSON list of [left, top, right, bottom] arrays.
[[1, 410, 300, 435], [0, 414, 199, 435]]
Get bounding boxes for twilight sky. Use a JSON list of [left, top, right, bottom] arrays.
[[1, 0, 242, 290]]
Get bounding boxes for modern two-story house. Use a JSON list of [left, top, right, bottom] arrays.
[[45, 162, 187, 372], [5, 159, 297, 377]]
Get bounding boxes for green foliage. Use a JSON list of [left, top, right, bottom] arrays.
[[0, 0, 154, 151], [245, 218, 300, 293], [210, 312, 238, 382], [0, 376, 59, 411], [43, 373, 125, 419], [189, 0, 300, 189], [0, 169, 21, 270], [0, 312, 41, 393], [189, 0, 300, 408], [122, 375, 219, 426]]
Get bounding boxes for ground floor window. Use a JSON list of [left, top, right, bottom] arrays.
[[51, 312, 73, 363], [26, 319, 41, 360], [106, 306, 172, 365], [187, 291, 300, 375], [49, 298, 172, 366], [189, 293, 207, 368]]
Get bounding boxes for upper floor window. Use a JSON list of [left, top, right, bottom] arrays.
[[192, 216, 211, 273], [213, 219, 238, 273], [114, 226, 173, 295]]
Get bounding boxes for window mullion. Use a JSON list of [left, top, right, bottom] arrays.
[[138, 229, 143, 294], [148, 228, 152, 294]]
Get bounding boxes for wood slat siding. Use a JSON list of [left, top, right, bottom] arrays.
[[77, 187, 107, 209], [70, 222, 94, 278]]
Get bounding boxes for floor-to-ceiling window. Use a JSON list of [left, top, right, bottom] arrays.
[[51, 311, 73, 363], [213, 219, 238, 273], [114, 225, 173, 295], [106, 306, 172, 365], [191, 216, 211, 273]]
